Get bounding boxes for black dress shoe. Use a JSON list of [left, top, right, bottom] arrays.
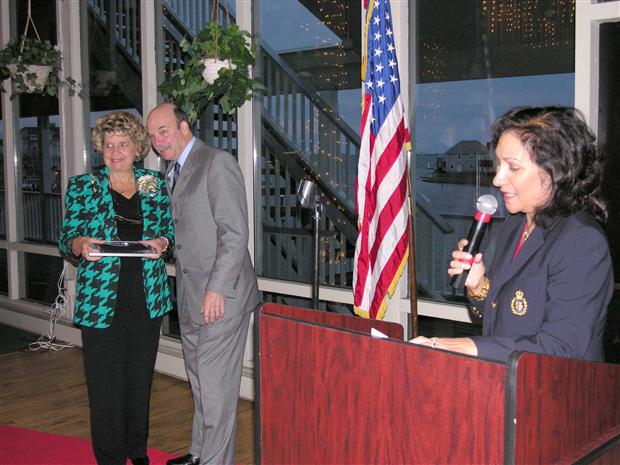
[[166, 453, 200, 465], [131, 457, 150, 465]]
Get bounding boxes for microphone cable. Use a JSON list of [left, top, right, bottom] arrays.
[[28, 266, 74, 352]]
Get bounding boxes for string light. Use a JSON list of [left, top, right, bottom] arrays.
[[481, 0, 574, 48]]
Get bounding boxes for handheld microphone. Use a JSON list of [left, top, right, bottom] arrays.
[[451, 194, 498, 289]]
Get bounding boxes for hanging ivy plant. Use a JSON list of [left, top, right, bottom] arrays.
[[158, 23, 264, 124], [0, 37, 80, 97]]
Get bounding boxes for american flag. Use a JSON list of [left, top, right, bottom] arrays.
[[353, 0, 410, 320]]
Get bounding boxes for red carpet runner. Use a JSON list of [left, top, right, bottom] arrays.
[[0, 424, 176, 465]]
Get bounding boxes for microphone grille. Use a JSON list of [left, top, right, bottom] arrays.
[[477, 194, 498, 215]]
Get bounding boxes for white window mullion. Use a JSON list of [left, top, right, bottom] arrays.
[[1, 0, 24, 300], [575, 1, 620, 130], [141, 0, 162, 172], [57, 0, 88, 185], [236, 0, 256, 264], [57, 0, 89, 320]]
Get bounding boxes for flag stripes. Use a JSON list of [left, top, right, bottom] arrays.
[[354, 0, 410, 319]]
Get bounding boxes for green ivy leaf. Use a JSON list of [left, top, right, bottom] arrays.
[[0, 37, 82, 97], [157, 22, 264, 124]]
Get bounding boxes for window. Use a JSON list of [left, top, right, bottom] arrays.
[[256, 0, 361, 303], [599, 21, 619, 284], [157, 0, 240, 337], [86, 0, 143, 170], [7, 0, 65, 306], [15, 0, 61, 246], [18, 112, 62, 245], [24, 252, 64, 304], [413, 0, 575, 303], [160, 0, 238, 157]]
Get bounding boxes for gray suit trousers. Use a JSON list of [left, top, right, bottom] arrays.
[[179, 310, 252, 465]]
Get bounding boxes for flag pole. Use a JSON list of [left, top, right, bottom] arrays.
[[406, 150, 418, 338]]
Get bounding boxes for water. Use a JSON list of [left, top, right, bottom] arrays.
[[414, 156, 508, 219]]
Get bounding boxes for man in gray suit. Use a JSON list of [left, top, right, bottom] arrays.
[[147, 103, 261, 465]]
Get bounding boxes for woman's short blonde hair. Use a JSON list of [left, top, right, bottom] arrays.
[[92, 111, 151, 160]]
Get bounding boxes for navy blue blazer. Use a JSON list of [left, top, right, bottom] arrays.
[[471, 211, 613, 363]]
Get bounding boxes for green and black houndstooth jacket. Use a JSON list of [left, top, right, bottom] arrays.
[[58, 167, 174, 328]]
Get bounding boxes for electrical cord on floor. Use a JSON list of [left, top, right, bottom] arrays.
[[28, 267, 74, 352]]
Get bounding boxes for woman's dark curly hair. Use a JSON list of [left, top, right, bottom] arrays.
[[491, 106, 607, 228]]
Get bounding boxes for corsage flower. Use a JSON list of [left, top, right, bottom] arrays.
[[137, 174, 158, 197]]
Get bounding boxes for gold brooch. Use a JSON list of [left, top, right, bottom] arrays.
[[511, 290, 528, 316]]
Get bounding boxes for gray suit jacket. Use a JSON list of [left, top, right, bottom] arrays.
[[167, 139, 260, 324]]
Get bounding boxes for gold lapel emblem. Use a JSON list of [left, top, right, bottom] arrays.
[[511, 290, 528, 317]]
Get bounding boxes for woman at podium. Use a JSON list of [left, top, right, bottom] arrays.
[[412, 106, 613, 363]]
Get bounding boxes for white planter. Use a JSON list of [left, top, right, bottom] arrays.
[[7, 64, 51, 92], [201, 58, 236, 85]]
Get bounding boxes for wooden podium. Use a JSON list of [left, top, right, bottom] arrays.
[[257, 304, 620, 464]]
